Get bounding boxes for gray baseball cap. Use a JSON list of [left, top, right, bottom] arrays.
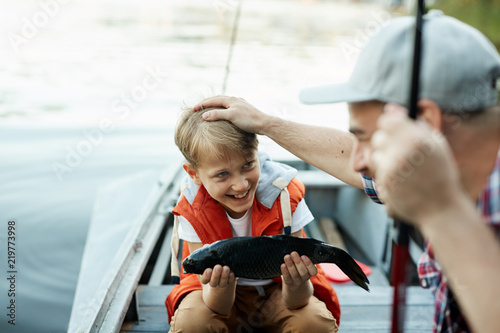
[[300, 10, 500, 112]]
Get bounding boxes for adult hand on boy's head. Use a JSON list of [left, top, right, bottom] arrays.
[[193, 95, 269, 135]]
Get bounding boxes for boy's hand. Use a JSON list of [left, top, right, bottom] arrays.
[[200, 264, 236, 289], [281, 251, 317, 291], [200, 265, 237, 315]]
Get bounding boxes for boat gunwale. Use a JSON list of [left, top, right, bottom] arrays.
[[70, 162, 184, 333]]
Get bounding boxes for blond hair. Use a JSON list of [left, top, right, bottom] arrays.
[[174, 104, 258, 169]]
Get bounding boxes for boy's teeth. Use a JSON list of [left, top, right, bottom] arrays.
[[234, 191, 247, 199]]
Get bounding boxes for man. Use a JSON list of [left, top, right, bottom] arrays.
[[194, 11, 500, 333]]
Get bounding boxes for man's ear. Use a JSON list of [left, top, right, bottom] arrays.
[[417, 99, 443, 130], [183, 163, 202, 186]]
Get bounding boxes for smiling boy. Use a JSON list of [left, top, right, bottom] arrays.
[[184, 148, 259, 220], [165, 104, 340, 332]]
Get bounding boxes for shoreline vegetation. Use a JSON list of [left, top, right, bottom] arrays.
[[430, 0, 500, 51]]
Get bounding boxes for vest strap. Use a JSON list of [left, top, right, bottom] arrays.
[[272, 177, 292, 235], [170, 215, 181, 284], [170, 181, 187, 284]]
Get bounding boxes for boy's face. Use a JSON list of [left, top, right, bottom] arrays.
[[184, 150, 260, 219]]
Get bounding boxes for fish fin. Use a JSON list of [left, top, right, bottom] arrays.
[[334, 249, 370, 291]]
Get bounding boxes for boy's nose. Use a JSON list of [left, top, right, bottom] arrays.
[[232, 177, 249, 191]]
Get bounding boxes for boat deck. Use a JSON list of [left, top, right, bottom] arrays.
[[121, 283, 434, 332], [73, 164, 434, 333], [117, 167, 434, 332]]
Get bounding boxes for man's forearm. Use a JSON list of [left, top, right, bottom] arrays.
[[420, 193, 500, 333], [262, 116, 363, 189]]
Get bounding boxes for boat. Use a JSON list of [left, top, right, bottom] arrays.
[[68, 157, 434, 333]]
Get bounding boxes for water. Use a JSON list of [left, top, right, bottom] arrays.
[[0, 0, 392, 331], [0, 125, 174, 332]]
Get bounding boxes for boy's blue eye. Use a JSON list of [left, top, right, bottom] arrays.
[[243, 161, 254, 169], [216, 171, 228, 178]]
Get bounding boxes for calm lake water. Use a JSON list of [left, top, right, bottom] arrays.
[[0, 0, 394, 331]]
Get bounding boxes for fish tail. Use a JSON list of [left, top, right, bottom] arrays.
[[334, 249, 370, 291]]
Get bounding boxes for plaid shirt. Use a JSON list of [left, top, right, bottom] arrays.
[[362, 150, 500, 333]]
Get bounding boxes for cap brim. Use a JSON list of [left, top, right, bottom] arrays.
[[299, 83, 378, 105]]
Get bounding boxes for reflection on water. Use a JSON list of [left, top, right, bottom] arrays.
[[0, 125, 175, 332], [0, 0, 391, 331]]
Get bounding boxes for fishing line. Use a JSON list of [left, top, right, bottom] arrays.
[[391, 0, 424, 332], [221, 0, 243, 95]]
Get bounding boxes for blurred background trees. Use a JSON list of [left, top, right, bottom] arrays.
[[430, 0, 500, 51]]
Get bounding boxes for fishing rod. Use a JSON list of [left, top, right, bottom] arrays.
[[390, 0, 424, 332], [221, 0, 243, 95]]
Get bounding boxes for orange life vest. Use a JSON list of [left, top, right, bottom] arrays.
[[165, 177, 341, 323]]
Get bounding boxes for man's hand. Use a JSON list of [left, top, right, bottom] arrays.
[[193, 95, 270, 135], [371, 104, 462, 225]]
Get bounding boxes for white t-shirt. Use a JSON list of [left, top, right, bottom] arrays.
[[177, 199, 314, 286]]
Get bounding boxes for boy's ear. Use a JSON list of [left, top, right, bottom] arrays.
[[183, 163, 202, 186]]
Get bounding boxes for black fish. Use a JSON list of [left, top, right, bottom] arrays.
[[182, 234, 369, 291]]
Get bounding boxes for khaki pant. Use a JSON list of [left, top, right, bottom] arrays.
[[169, 283, 338, 333]]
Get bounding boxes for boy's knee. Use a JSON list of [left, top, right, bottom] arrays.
[[169, 291, 230, 333], [283, 297, 338, 333], [170, 307, 230, 333], [284, 313, 338, 333]]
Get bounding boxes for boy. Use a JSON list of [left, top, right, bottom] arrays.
[[166, 104, 340, 332]]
